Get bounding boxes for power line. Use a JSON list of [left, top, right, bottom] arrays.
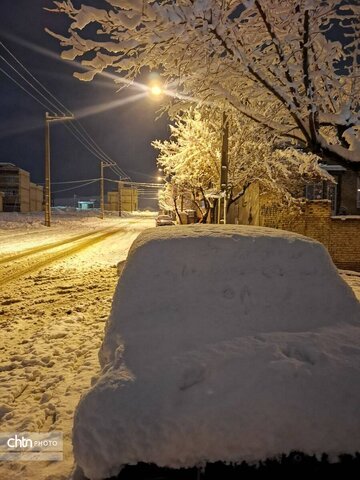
[[104, 178, 163, 187], [53, 179, 99, 194], [74, 120, 128, 178], [0, 66, 53, 111], [0, 54, 62, 115], [0, 43, 129, 177], [0, 63, 98, 178], [0, 41, 131, 180], [47, 178, 100, 185], [0, 56, 101, 166], [0, 41, 70, 116], [62, 123, 119, 168], [66, 120, 129, 178]]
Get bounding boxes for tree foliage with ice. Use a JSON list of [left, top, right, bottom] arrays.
[[48, 0, 360, 168], [153, 108, 331, 222]]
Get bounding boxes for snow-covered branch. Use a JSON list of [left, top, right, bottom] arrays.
[[153, 108, 332, 219], [48, 0, 360, 167]]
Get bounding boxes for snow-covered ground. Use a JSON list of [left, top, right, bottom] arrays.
[[0, 211, 155, 255], [73, 225, 360, 480], [0, 213, 155, 480], [0, 217, 359, 480]]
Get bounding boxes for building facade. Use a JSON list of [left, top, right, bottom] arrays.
[[106, 184, 138, 213], [0, 163, 43, 212]]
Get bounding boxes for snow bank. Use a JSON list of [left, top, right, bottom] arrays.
[[73, 225, 360, 480]]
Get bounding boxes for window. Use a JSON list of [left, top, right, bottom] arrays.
[[305, 180, 338, 215], [305, 182, 324, 200]]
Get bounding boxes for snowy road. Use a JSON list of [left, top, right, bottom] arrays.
[[0, 215, 154, 480], [0, 214, 359, 480], [0, 227, 125, 287]]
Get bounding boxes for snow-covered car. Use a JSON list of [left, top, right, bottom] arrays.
[[156, 214, 174, 227], [73, 225, 360, 480]]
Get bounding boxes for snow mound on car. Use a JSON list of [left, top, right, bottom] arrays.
[[73, 225, 360, 480]]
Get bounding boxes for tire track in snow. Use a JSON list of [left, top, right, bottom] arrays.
[[0, 228, 120, 265], [0, 228, 125, 287]]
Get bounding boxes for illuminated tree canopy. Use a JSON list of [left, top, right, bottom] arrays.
[[48, 0, 359, 167], [153, 108, 331, 222]]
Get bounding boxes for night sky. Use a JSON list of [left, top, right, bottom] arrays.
[[0, 0, 169, 200]]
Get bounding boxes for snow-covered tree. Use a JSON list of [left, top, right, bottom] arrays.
[[48, 0, 359, 168], [153, 109, 219, 222], [153, 108, 332, 222]]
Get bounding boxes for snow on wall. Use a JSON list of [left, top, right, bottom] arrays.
[[73, 225, 360, 480]]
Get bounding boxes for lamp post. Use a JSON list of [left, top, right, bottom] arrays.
[[45, 112, 74, 227]]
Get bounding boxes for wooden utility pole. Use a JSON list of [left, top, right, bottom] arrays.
[[44, 112, 73, 227], [118, 181, 123, 217], [220, 111, 229, 224], [45, 113, 51, 227], [100, 161, 105, 219]]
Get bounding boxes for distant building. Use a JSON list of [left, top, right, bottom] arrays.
[[0, 163, 43, 213], [30, 183, 43, 212], [107, 184, 138, 213], [77, 201, 96, 210]]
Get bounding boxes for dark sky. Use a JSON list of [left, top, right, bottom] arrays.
[[0, 0, 169, 198]]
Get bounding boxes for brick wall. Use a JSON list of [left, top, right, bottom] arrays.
[[257, 198, 360, 271], [330, 218, 360, 271]]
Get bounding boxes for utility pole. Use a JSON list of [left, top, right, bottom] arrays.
[[45, 112, 73, 227], [45, 114, 51, 228], [100, 161, 104, 219], [118, 181, 123, 217], [220, 111, 229, 224]]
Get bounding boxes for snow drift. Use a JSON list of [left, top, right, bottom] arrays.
[[73, 225, 360, 480]]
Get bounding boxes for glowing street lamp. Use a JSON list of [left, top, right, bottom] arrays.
[[150, 85, 163, 97]]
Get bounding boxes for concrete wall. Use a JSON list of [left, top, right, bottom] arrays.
[[234, 183, 260, 226]]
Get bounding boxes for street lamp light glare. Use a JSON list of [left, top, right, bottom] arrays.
[[157, 176, 163, 181], [151, 85, 162, 96]]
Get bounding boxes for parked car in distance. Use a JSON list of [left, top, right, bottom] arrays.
[[156, 214, 175, 227]]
